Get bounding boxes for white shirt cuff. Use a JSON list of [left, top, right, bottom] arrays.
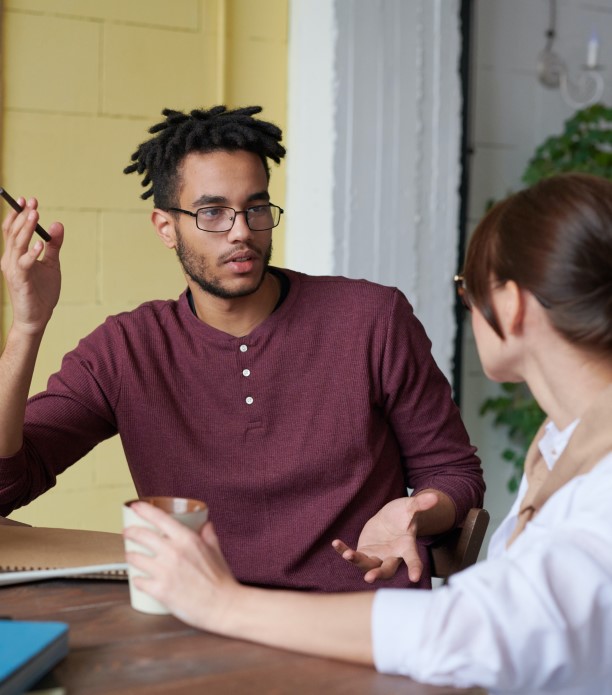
[[372, 588, 433, 675]]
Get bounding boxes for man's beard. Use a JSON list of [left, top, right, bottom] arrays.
[[175, 230, 272, 300]]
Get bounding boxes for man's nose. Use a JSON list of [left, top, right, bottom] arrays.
[[226, 210, 253, 242]]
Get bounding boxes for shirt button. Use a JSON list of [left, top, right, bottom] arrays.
[[240, 344, 248, 353], [245, 396, 254, 405], [242, 369, 251, 377]]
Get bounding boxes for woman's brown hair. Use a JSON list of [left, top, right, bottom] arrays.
[[463, 173, 612, 354]]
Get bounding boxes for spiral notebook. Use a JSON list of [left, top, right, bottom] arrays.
[[0, 526, 127, 587]]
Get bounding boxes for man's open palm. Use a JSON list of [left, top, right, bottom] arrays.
[[332, 492, 439, 583]]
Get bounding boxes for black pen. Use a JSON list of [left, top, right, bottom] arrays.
[[0, 187, 52, 242]]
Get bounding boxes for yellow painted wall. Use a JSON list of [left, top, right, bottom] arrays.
[[1, 0, 288, 531]]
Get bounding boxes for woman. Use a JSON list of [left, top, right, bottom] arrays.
[[125, 173, 612, 694]]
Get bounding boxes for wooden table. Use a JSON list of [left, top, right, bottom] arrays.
[[0, 580, 486, 694]]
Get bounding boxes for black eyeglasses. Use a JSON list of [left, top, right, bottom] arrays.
[[454, 274, 472, 312], [167, 203, 284, 233]]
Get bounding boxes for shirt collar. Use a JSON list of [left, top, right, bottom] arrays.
[[538, 418, 580, 470]]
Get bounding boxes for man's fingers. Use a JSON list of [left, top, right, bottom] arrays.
[[2, 196, 35, 236], [331, 539, 350, 556], [332, 540, 384, 570], [363, 556, 402, 583], [406, 557, 424, 583], [401, 543, 424, 583], [345, 549, 383, 570], [10, 222, 63, 273], [40, 222, 64, 258], [2, 208, 20, 238], [412, 491, 439, 512]]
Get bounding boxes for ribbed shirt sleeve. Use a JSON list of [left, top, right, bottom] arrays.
[[380, 289, 484, 523]]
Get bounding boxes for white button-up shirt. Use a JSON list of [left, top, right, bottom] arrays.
[[372, 421, 612, 694]]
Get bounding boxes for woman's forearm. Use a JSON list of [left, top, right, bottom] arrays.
[[221, 585, 376, 664], [126, 506, 376, 664]]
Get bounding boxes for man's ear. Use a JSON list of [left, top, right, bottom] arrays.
[[501, 280, 525, 336], [152, 209, 177, 249]]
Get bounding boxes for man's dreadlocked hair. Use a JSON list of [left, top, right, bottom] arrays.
[[123, 105, 286, 209]]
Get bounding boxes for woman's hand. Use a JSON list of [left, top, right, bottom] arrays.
[[125, 502, 376, 664], [123, 502, 241, 633]]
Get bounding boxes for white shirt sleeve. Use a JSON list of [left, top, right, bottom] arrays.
[[372, 454, 612, 694]]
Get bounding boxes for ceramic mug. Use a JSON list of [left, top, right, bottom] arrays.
[[122, 496, 208, 614]]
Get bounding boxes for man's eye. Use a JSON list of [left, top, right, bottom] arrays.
[[248, 205, 269, 215], [201, 207, 224, 218]]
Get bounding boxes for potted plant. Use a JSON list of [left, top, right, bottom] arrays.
[[479, 103, 612, 492]]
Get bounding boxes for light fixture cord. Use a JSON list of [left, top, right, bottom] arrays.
[[545, 0, 557, 51]]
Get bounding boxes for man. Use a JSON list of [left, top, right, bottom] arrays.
[[0, 105, 484, 591]]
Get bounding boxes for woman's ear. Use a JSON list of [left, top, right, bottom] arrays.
[[151, 209, 177, 249], [499, 280, 525, 336]]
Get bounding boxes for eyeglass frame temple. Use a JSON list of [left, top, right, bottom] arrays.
[[453, 274, 551, 311]]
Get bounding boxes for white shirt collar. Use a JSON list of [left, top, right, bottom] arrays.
[[538, 419, 580, 470]]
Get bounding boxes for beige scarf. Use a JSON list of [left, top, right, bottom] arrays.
[[507, 384, 612, 547]]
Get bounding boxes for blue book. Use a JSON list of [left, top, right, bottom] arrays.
[[0, 620, 68, 695]]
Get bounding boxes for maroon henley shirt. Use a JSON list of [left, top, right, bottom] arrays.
[[0, 269, 484, 591]]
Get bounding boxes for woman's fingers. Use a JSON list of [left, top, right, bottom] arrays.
[[124, 523, 169, 553], [125, 547, 158, 573], [128, 501, 194, 540]]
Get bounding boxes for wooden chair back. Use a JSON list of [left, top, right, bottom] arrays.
[[429, 507, 490, 582]]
